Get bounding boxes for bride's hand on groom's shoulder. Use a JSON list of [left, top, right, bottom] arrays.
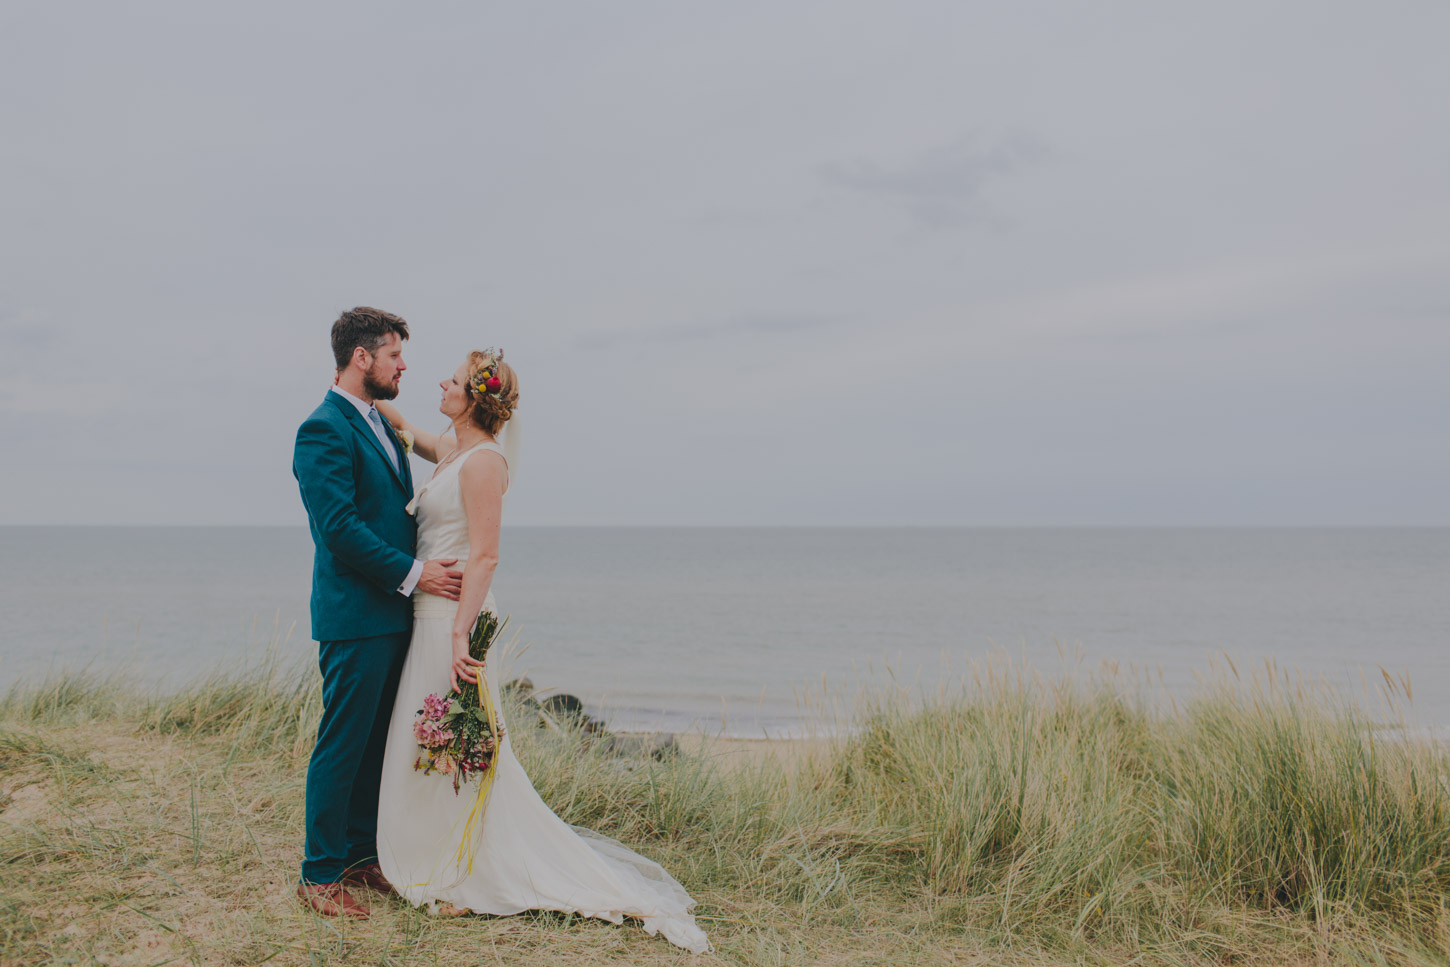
[[377, 399, 451, 464], [419, 558, 463, 600], [374, 399, 404, 430]]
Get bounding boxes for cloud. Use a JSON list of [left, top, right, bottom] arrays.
[[0, 306, 59, 352], [574, 313, 850, 351], [817, 131, 1050, 230]]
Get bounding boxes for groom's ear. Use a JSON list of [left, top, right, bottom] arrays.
[[350, 345, 371, 369]]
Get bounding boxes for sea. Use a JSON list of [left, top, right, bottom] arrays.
[[1, 527, 1447, 736]]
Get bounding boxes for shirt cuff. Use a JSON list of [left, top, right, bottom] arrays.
[[398, 559, 424, 597]]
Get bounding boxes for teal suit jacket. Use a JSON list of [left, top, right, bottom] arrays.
[[294, 391, 417, 642]]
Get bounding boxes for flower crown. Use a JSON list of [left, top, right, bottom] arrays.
[[468, 348, 506, 400]]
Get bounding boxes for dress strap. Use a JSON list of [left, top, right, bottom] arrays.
[[461, 441, 505, 461], [450, 441, 509, 495]]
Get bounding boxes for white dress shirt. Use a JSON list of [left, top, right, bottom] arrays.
[[330, 384, 423, 597]]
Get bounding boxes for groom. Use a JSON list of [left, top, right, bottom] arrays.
[[292, 307, 463, 918]]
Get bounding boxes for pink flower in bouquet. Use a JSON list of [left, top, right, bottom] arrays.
[[414, 720, 452, 748], [414, 691, 460, 749]]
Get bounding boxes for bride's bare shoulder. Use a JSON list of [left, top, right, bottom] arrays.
[[458, 446, 508, 495]]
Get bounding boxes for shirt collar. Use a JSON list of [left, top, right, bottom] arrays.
[[330, 383, 376, 420]]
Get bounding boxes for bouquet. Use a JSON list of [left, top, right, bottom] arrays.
[[413, 610, 507, 794]]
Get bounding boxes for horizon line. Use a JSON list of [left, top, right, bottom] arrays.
[[2, 522, 1447, 530]]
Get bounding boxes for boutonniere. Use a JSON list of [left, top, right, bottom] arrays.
[[398, 429, 415, 456]]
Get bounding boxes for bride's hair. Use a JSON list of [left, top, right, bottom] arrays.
[[464, 351, 519, 435]]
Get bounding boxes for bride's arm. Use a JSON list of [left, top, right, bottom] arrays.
[[449, 449, 508, 691], [374, 400, 457, 465]]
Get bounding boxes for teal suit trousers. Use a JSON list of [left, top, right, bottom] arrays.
[[301, 630, 410, 884]]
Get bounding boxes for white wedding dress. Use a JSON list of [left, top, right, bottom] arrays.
[[376, 441, 710, 954]]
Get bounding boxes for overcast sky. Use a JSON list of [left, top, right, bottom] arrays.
[[2, 2, 1446, 526]]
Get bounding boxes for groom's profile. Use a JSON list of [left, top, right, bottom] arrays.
[[292, 306, 463, 918]]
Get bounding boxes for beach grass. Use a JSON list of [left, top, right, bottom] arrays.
[[3, 652, 1450, 966]]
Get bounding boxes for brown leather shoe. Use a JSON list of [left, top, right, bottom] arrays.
[[341, 861, 393, 894], [296, 881, 370, 919]]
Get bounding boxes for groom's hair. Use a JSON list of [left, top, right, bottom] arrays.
[[331, 307, 410, 371]]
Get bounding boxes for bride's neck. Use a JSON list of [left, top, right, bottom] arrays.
[[451, 417, 494, 449]]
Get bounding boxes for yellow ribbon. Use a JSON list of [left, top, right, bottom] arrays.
[[451, 667, 502, 875]]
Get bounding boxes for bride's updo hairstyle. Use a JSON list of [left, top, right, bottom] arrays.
[[464, 349, 519, 436]]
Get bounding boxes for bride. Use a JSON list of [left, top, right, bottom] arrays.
[[372, 350, 710, 954]]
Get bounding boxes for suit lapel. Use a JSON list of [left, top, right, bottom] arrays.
[[325, 391, 409, 492], [381, 416, 414, 494]]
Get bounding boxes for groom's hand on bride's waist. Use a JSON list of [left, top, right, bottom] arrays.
[[418, 558, 463, 600]]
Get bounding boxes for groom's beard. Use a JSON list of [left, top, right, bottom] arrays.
[[363, 366, 400, 401]]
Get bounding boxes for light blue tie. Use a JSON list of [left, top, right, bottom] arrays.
[[368, 407, 400, 473]]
